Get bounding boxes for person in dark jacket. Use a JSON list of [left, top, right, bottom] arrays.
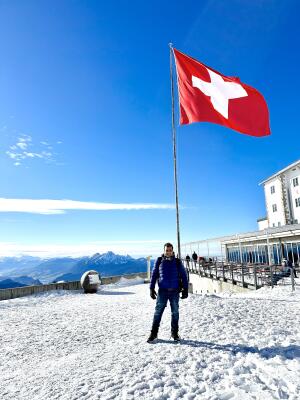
[[147, 242, 189, 343], [192, 251, 198, 272], [287, 259, 298, 278], [185, 254, 191, 269]]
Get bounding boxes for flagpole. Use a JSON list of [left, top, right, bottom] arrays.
[[169, 43, 181, 260]]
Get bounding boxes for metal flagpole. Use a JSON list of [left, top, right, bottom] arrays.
[[169, 43, 181, 259]]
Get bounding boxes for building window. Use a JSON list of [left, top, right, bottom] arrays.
[[296, 198, 300, 207], [272, 204, 277, 212], [272, 223, 275, 227], [294, 219, 298, 224], [270, 185, 275, 194], [293, 177, 299, 187], [278, 222, 281, 227]]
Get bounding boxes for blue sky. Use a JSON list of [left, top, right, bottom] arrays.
[[0, 0, 299, 257]]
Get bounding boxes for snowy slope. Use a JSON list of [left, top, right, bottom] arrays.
[[0, 280, 300, 400]]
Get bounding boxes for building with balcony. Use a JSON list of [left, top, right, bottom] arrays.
[[184, 224, 300, 267], [258, 159, 300, 229], [183, 160, 300, 266]]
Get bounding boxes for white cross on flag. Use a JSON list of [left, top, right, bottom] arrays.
[[173, 48, 270, 137]]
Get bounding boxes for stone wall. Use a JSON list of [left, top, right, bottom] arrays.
[[189, 273, 253, 295]]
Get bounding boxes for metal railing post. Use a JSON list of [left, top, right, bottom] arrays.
[[270, 265, 274, 289], [241, 263, 245, 287], [290, 267, 295, 292], [222, 262, 225, 281], [253, 265, 258, 290], [147, 256, 152, 281]]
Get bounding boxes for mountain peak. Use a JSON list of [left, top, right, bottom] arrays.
[[103, 251, 116, 256]]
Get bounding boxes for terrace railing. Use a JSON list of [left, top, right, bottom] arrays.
[[182, 260, 298, 291]]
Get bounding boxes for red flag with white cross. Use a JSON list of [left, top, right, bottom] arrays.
[[173, 48, 271, 137]]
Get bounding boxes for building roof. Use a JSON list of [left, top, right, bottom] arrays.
[[259, 159, 300, 186], [183, 222, 300, 246], [257, 216, 267, 222], [221, 223, 300, 244]]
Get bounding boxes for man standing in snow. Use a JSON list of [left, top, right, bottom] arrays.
[[147, 243, 189, 343]]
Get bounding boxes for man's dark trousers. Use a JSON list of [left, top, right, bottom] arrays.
[[151, 289, 179, 334]]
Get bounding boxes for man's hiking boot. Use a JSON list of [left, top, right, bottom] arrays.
[[171, 332, 181, 342], [147, 331, 158, 343]]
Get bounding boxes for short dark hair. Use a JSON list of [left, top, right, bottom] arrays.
[[164, 242, 173, 249]]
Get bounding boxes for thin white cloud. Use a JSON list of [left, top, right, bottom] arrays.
[[0, 198, 175, 215], [6, 151, 18, 159], [19, 135, 31, 142], [16, 141, 28, 150], [6, 134, 60, 166]]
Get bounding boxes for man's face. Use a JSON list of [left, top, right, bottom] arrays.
[[164, 246, 173, 257]]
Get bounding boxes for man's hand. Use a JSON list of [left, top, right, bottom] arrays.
[[181, 288, 188, 299], [150, 288, 157, 299]]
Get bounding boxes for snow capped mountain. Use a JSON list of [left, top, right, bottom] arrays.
[[90, 251, 133, 264], [54, 252, 149, 282], [0, 252, 151, 286]]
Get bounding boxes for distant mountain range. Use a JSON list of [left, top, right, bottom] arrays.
[[54, 252, 149, 282], [0, 275, 43, 289], [0, 255, 81, 283], [0, 252, 151, 288]]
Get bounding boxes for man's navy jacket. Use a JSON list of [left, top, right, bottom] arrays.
[[150, 256, 188, 290]]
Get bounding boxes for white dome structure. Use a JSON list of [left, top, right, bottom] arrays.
[[80, 270, 101, 294]]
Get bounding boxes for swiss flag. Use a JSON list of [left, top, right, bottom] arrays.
[[173, 48, 271, 137]]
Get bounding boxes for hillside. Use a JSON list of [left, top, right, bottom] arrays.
[[0, 279, 28, 289], [0, 276, 42, 287]]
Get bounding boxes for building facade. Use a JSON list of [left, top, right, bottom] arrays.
[[183, 224, 300, 266], [183, 160, 300, 266], [258, 159, 300, 229], [223, 225, 300, 265]]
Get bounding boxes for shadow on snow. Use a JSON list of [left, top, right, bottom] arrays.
[[154, 339, 300, 360]]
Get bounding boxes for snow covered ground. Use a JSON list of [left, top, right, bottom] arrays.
[[0, 278, 300, 400]]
